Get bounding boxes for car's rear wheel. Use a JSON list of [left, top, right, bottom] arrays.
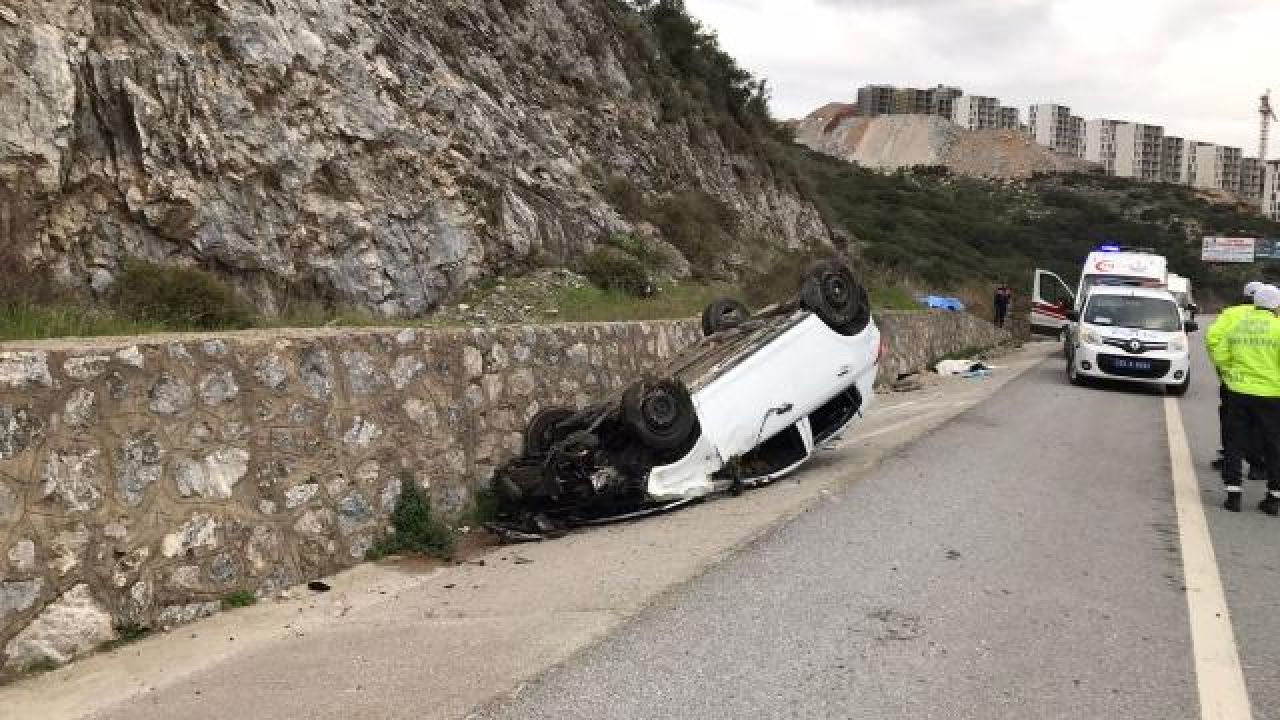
[[701, 297, 750, 336], [524, 406, 575, 456], [622, 379, 697, 453], [800, 261, 870, 335]]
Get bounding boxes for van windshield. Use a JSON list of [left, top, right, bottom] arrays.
[[1083, 274, 1163, 291], [1084, 295, 1182, 332]]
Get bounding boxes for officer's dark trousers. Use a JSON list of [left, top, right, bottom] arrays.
[[1223, 389, 1280, 492]]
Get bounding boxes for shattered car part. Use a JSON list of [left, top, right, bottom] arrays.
[[489, 261, 881, 534]]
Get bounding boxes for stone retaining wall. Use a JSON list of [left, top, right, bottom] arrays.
[[0, 311, 1006, 674], [877, 310, 1012, 383]]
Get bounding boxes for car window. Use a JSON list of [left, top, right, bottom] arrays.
[[1083, 295, 1181, 332]]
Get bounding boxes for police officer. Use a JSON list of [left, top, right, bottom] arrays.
[[1208, 284, 1280, 514], [1211, 281, 1266, 475]]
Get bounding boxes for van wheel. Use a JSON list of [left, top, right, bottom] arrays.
[[800, 262, 870, 335], [622, 379, 697, 453], [524, 406, 575, 456], [1066, 359, 1087, 387], [701, 298, 750, 336]]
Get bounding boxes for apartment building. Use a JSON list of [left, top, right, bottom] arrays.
[[1028, 104, 1082, 155], [952, 95, 1000, 130], [855, 84, 963, 119], [1192, 143, 1242, 192], [1160, 136, 1185, 184], [855, 85, 895, 117], [1180, 140, 1210, 186], [1113, 123, 1164, 181], [998, 106, 1020, 130], [1264, 160, 1280, 219], [1084, 119, 1119, 173], [1238, 157, 1263, 199]]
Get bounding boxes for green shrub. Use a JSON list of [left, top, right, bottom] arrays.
[[368, 477, 454, 560], [222, 590, 257, 609], [582, 246, 653, 296], [108, 259, 257, 331]]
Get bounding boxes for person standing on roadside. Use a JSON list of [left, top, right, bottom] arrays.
[[993, 283, 1013, 328], [1208, 284, 1280, 514], [1210, 281, 1267, 475]]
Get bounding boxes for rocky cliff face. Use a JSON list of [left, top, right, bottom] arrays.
[[0, 0, 829, 316]]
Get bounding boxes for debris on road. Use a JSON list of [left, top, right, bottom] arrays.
[[306, 581, 331, 593]]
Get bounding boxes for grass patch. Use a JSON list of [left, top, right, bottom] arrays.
[[367, 477, 455, 560], [222, 590, 257, 609], [21, 657, 59, 675], [459, 487, 500, 528], [549, 282, 735, 323], [109, 259, 257, 331], [869, 286, 921, 312], [0, 300, 163, 343], [97, 622, 151, 653]]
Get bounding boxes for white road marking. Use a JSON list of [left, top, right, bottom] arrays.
[[1164, 397, 1253, 720]]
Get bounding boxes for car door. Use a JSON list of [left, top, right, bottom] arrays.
[[1030, 269, 1075, 336]]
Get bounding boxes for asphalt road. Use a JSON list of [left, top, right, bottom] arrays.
[[480, 334, 1280, 720]]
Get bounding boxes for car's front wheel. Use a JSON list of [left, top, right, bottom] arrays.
[[622, 378, 698, 454], [1168, 375, 1191, 397], [800, 261, 870, 335], [1066, 357, 1087, 387]]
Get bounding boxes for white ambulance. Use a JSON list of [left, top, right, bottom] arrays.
[[1030, 246, 1169, 337]]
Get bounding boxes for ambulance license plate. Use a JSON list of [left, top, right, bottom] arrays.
[[1113, 358, 1152, 371]]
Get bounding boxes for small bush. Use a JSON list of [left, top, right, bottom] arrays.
[[98, 622, 151, 653], [583, 246, 653, 296], [222, 590, 257, 609], [368, 477, 454, 560], [108, 259, 257, 331], [603, 175, 648, 220]]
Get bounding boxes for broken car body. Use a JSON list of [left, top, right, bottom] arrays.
[[490, 261, 882, 532]]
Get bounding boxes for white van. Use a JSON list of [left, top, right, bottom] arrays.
[[1031, 247, 1169, 336], [1064, 285, 1196, 395]]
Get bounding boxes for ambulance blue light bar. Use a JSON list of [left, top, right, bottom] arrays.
[[1097, 245, 1122, 252]]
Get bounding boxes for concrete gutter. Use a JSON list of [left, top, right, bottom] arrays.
[[0, 344, 1056, 720]]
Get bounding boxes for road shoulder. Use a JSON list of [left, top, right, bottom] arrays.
[[3, 344, 1056, 720]]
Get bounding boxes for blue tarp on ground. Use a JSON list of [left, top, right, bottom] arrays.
[[917, 295, 966, 312]]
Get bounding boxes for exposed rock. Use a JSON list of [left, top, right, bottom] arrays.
[[208, 553, 239, 584], [0, 353, 52, 389], [391, 356, 425, 390], [342, 351, 383, 395], [285, 483, 320, 509], [156, 601, 220, 629], [161, 513, 219, 558], [116, 433, 165, 507], [0, 579, 42, 619], [62, 356, 110, 381], [336, 492, 373, 535], [148, 374, 193, 415], [255, 353, 290, 391], [343, 417, 382, 448], [199, 369, 240, 406], [48, 526, 89, 576], [4, 584, 114, 670], [0, 479, 20, 527], [300, 347, 334, 400], [39, 448, 103, 513], [174, 448, 250, 499], [61, 389, 96, 430], [115, 347, 145, 369], [7, 540, 36, 573]]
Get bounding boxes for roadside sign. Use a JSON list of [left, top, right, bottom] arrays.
[[1255, 237, 1280, 261], [1202, 237, 1256, 263]]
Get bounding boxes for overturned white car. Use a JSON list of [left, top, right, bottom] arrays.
[[490, 261, 883, 534]]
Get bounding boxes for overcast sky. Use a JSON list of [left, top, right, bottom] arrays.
[[683, 0, 1278, 158]]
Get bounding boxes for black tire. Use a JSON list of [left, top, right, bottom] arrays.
[[524, 406, 575, 456], [1066, 357, 1087, 387], [701, 297, 750, 336], [622, 379, 697, 452], [1168, 376, 1191, 397], [800, 261, 870, 335]]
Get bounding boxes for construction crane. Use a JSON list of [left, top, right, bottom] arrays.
[[1262, 89, 1277, 161]]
